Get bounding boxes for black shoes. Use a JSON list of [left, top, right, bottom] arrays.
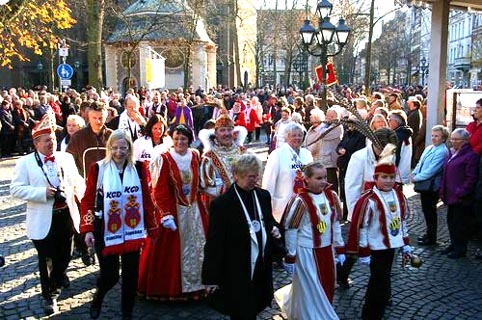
[[418, 238, 437, 246], [90, 290, 104, 319], [337, 277, 353, 289], [440, 246, 454, 255], [42, 297, 58, 315], [418, 234, 428, 242], [59, 274, 70, 289], [447, 252, 466, 259], [82, 251, 96, 266], [474, 249, 482, 260]]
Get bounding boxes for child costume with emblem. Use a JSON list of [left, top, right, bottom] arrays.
[[345, 145, 411, 320], [275, 187, 344, 320], [346, 186, 409, 256], [138, 148, 208, 300]]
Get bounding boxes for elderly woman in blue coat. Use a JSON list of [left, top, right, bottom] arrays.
[[439, 128, 480, 259], [411, 125, 450, 245]]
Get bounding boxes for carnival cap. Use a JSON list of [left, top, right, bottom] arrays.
[[215, 113, 234, 129], [374, 143, 397, 175], [32, 113, 56, 139]]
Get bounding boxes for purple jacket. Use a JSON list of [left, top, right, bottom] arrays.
[[439, 143, 480, 205]]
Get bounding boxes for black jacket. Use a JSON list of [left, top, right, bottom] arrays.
[[202, 185, 276, 318], [395, 125, 413, 166], [336, 128, 366, 171]]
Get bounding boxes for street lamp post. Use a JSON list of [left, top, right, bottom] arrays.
[[293, 53, 308, 90], [299, 0, 351, 110], [420, 56, 428, 86], [74, 60, 81, 91], [37, 61, 44, 86]]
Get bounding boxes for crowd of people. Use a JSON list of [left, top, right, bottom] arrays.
[[5, 81, 482, 319]]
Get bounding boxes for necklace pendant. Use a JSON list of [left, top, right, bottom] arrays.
[[251, 220, 261, 232], [320, 203, 328, 215], [388, 200, 396, 213]]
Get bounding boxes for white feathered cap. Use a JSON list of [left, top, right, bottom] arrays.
[[198, 126, 248, 153], [374, 143, 397, 175]]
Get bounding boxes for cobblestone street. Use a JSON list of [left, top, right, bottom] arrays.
[[1, 155, 482, 319]]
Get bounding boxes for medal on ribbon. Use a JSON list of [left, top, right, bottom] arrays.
[[252, 220, 261, 232], [293, 169, 304, 195], [182, 184, 191, 195], [388, 200, 396, 213], [319, 203, 328, 215]]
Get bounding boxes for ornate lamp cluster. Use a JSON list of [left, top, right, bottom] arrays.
[[298, 0, 351, 109], [299, 0, 351, 55]]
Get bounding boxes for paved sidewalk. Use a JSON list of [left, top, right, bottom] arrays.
[[1, 155, 482, 319]]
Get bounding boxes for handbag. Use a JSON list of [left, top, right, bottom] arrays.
[[413, 178, 435, 193], [413, 147, 443, 193]]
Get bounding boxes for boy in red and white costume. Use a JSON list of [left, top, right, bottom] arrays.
[[276, 161, 344, 320], [346, 144, 412, 320]]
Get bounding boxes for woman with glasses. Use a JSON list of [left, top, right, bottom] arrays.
[[439, 128, 479, 259], [80, 129, 157, 319], [138, 124, 207, 300], [203, 154, 280, 319]]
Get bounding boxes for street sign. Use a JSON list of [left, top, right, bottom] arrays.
[[60, 79, 71, 87], [59, 48, 69, 57], [57, 63, 74, 80]]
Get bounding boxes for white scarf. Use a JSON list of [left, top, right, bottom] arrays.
[[101, 160, 146, 254], [118, 111, 140, 141], [233, 185, 267, 280]]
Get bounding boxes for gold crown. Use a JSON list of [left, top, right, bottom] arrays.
[[215, 114, 234, 129]]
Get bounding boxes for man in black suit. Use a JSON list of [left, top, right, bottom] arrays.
[[202, 154, 281, 320]]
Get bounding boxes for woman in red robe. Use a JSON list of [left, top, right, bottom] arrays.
[[138, 124, 207, 300]]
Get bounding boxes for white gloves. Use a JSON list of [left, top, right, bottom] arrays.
[[336, 254, 346, 266], [402, 245, 412, 254], [359, 256, 371, 266], [283, 261, 295, 275], [162, 217, 177, 231]]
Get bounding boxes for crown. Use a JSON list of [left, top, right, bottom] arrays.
[[215, 114, 234, 129]]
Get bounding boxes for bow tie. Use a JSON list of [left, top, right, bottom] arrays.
[[44, 155, 55, 163]]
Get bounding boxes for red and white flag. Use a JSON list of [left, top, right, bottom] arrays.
[[315, 62, 337, 86]]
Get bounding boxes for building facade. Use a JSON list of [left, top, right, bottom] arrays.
[[104, 0, 216, 93]]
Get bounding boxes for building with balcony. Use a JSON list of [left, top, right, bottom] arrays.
[[447, 10, 474, 87], [470, 14, 482, 89]]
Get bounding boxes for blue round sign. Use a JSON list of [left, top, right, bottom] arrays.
[[57, 63, 74, 80]]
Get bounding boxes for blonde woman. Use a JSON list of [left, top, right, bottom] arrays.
[[59, 115, 85, 151]]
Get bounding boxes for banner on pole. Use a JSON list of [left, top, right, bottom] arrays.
[[145, 57, 165, 89], [315, 62, 337, 86]]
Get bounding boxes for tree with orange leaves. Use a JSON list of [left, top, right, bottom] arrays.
[[0, 0, 76, 68]]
